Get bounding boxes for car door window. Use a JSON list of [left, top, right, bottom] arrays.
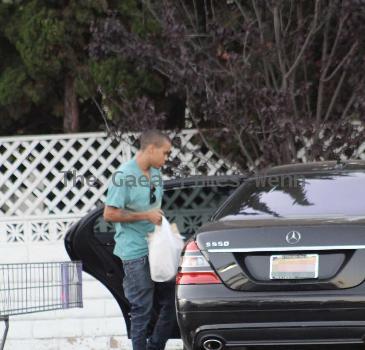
[[163, 177, 244, 239], [93, 175, 245, 244]]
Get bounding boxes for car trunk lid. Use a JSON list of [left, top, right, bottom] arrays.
[[196, 216, 365, 291]]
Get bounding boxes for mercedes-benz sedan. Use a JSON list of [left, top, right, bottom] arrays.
[[176, 160, 365, 349]]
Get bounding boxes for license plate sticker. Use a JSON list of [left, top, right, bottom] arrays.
[[270, 254, 319, 279]]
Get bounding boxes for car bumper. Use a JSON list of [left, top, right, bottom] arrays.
[[176, 284, 365, 349], [192, 321, 365, 349]]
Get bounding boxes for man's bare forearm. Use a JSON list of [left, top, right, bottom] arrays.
[[104, 206, 148, 223]]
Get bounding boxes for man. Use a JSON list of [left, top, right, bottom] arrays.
[[104, 130, 173, 350]]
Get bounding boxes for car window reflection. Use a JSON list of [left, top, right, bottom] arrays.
[[218, 171, 365, 219]]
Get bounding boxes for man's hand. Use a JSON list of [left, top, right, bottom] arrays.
[[145, 209, 164, 225]]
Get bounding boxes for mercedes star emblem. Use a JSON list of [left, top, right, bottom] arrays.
[[286, 231, 301, 244]]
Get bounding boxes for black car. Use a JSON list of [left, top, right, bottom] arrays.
[[64, 174, 245, 340], [176, 160, 365, 349]]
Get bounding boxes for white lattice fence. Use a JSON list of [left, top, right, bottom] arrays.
[[0, 130, 236, 217], [0, 133, 130, 217], [0, 215, 82, 243], [0, 130, 238, 243]]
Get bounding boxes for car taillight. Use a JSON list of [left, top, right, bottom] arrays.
[[176, 240, 222, 285]]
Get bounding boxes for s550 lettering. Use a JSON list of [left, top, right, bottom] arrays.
[[205, 241, 230, 248]]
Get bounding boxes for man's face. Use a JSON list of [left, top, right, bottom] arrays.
[[149, 140, 172, 168]]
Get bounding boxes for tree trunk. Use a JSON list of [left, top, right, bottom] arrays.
[[63, 74, 79, 133]]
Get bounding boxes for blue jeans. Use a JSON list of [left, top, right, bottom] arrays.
[[122, 256, 176, 350]]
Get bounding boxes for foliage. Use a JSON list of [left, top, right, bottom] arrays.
[[0, 0, 162, 135], [90, 0, 365, 170], [0, 66, 27, 105], [1, 0, 364, 172]]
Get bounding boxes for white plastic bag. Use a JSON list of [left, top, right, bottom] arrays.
[[148, 216, 184, 282]]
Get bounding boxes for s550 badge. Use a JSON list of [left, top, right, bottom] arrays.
[[206, 241, 230, 248]]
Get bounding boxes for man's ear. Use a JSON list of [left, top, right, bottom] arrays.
[[147, 144, 155, 155]]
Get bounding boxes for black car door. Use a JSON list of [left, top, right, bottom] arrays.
[[64, 175, 245, 338]]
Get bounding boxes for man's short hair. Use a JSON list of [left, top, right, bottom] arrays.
[[139, 130, 171, 150]]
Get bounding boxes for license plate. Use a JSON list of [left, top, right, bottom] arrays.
[[270, 254, 319, 279]]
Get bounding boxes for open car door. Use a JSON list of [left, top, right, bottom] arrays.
[[64, 175, 245, 338]]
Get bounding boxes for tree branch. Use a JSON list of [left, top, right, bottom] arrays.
[[178, 0, 197, 31], [323, 41, 358, 82], [323, 69, 346, 123], [283, 0, 294, 36], [285, 0, 321, 81], [273, 4, 287, 89], [322, 11, 348, 78], [234, 0, 252, 24], [235, 127, 256, 170], [315, 16, 329, 130], [251, 0, 271, 87], [142, 0, 163, 26]]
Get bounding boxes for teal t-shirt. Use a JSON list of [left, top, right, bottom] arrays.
[[105, 156, 163, 260]]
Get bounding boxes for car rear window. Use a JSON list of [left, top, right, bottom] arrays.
[[216, 171, 365, 219]]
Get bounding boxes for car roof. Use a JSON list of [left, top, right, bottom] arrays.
[[261, 160, 365, 176]]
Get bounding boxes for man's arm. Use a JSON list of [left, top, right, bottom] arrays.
[[103, 206, 163, 225]]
